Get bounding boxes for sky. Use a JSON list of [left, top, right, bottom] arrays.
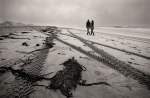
[[0, 0, 150, 27]]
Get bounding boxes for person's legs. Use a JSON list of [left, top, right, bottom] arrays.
[[91, 28, 94, 35], [92, 29, 94, 36], [86, 28, 88, 35], [87, 28, 89, 35]]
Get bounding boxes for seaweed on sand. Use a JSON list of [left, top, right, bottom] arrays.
[[48, 57, 86, 98], [47, 57, 110, 98]]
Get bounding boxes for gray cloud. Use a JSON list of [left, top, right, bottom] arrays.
[[0, 0, 150, 27]]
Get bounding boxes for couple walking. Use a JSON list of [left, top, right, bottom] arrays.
[[86, 19, 94, 35]]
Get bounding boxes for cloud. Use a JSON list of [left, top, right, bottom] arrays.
[[0, 0, 150, 27]]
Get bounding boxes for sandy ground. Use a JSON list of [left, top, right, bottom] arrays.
[[0, 26, 150, 98]]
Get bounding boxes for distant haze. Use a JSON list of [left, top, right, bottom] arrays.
[[0, 0, 150, 27]]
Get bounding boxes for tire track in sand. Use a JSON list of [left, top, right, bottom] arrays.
[[0, 46, 50, 98], [68, 30, 150, 90]]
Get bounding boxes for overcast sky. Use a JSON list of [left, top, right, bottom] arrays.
[[0, 0, 150, 27]]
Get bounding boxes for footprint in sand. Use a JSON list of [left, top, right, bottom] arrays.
[[120, 42, 125, 45], [128, 61, 133, 64], [0, 58, 6, 61], [94, 71, 101, 76], [57, 52, 66, 55], [130, 58, 135, 60], [83, 44, 86, 46]]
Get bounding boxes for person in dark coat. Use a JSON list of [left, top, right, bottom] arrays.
[[90, 20, 94, 35], [86, 19, 90, 35]]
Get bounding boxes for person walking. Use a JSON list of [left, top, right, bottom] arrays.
[[86, 19, 90, 35], [90, 20, 94, 35]]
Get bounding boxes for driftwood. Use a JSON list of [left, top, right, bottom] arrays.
[[0, 34, 30, 40]]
